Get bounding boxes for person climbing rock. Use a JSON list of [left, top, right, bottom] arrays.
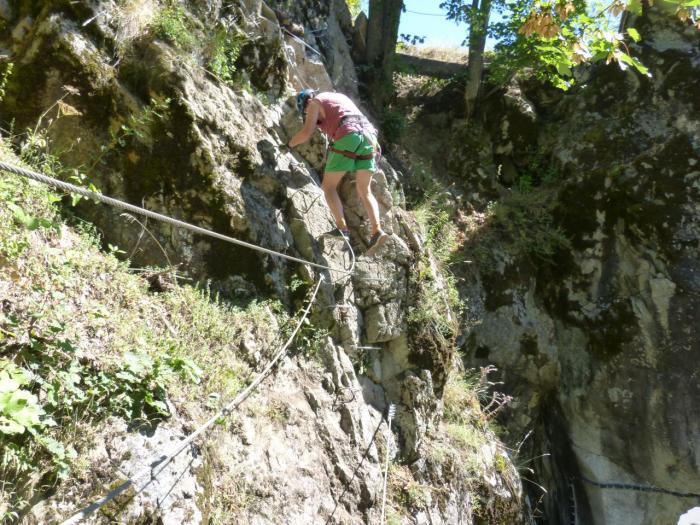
[[287, 89, 389, 256]]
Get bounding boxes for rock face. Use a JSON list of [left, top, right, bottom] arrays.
[[0, 0, 523, 523], [459, 10, 700, 525]]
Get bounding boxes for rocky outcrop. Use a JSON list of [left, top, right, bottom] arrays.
[[0, 0, 523, 523], [459, 9, 700, 525]]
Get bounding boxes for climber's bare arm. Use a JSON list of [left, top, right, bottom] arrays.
[[288, 100, 320, 147]]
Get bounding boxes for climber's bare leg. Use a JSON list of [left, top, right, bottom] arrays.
[[322, 171, 348, 230], [355, 169, 382, 234]]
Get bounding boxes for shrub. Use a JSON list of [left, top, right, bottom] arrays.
[[207, 28, 245, 85], [380, 109, 407, 143], [151, 1, 196, 49], [514, 147, 563, 190]]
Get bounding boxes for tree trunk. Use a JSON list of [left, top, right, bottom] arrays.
[[365, 0, 403, 109], [465, 0, 491, 118]]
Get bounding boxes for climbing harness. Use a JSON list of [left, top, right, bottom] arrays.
[[328, 114, 381, 161], [59, 276, 324, 524], [328, 145, 375, 161]]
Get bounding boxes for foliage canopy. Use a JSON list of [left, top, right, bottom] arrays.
[[439, 0, 698, 90]]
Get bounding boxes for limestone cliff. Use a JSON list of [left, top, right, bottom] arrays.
[[0, 0, 523, 523], [391, 8, 699, 525]]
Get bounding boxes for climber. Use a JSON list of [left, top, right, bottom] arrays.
[[287, 89, 389, 256]]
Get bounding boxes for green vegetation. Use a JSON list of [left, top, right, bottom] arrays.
[[295, 322, 330, 361], [380, 108, 407, 144], [387, 367, 516, 522], [109, 96, 172, 149], [87, 96, 171, 176], [417, 75, 452, 94], [407, 172, 463, 343], [6, 88, 101, 209], [385, 507, 403, 525], [406, 253, 459, 345], [150, 5, 248, 88], [0, 142, 289, 519], [441, 0, 665, 95], [431, 368, 514, 512], [438, 370, 495, 461], [389, 464, 433, 511], [413, 193, 461, 268], [468, 188, 570, 266], [376, 1, 695, 119], [0, 62, 13, 104], [207, 27, 245, 86], [151, 1, 196, 50]]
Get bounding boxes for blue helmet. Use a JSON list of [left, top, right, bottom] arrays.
[[296, 88, 317, 116]]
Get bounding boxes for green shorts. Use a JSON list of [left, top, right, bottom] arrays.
[[325, 132, 376, 173]]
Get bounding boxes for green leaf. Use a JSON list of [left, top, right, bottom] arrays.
[[627, 28, 641, 42], [39, 435, 66, 458], [167, 356, 203, 383], [146, 399, 169, 415], [8, 203, 40, 230], [115, 370, 137, 382], [627, 0, 643, 14], [616, 51, 651, 77], [6, 391, 44, 426], [632, 60, 651, 77], [0, 389, 44, 434], [556, 62, 572, 77], [0, 372, 22, 393], [123, 351, 153, 377], [0, 415, 25, 434], [0, 362, 31, 391]]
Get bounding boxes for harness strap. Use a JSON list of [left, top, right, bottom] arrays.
[[329, 146, 375, 160], [338, 114, 364, 125], [329, 114, 382, 161]]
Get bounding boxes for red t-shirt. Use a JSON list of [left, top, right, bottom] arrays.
[[313, 92, 365, 142]]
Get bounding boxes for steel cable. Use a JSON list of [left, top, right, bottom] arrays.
[[0, 161, 351, 275], [578, 475, 700, 499], [59, 276, 325, 525]]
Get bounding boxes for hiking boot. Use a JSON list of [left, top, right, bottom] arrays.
[[365, 230, 389, 257]]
